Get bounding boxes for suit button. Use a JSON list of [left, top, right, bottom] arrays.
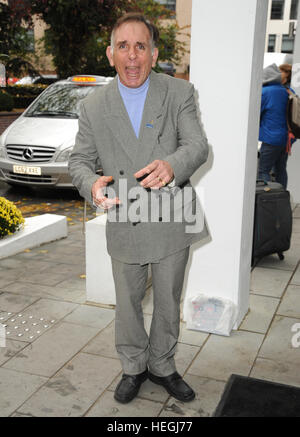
[[119, 170, 124, 175]]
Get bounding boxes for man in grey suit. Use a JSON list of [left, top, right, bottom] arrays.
[[69, 13, 209, 404]]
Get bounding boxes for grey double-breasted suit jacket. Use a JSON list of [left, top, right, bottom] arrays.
[[69, 71, 209, 265]]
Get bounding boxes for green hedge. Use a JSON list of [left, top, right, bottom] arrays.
[[6, 84, 47, 98], [13, 96, 36, 108], [0, 91, 14, 112]]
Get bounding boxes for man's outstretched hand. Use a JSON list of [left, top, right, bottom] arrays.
[[92, 176, 121, 210], [134, 160, 174, 189]]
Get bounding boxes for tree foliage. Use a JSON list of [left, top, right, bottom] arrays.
[[126, 0, 187, 66], [0, 0, 32, 56], [0, 0, 37, 78], [30, 0, 187, 78]]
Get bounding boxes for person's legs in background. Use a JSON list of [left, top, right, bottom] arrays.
[[258, 142, 278, 183], [274, 145, 288, 189]]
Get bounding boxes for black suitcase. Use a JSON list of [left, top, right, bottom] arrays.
[[252, 181, 292, 265]]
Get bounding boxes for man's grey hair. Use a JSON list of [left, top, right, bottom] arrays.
[[110, 13, 159, 55]]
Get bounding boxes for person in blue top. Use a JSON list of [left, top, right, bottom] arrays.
[[259, 63, 292, 189]]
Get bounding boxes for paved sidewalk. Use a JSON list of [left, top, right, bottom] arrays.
[[0, 205, 300, 417]]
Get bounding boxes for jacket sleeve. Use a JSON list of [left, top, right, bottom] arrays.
[[164, 84, 209, 187], [260, 88, 268, 116], [68, 103, 101, 205]]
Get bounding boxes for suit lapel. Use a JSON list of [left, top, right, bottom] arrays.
[[102, 72, 168, 172], [103, 77, 139, 167], [134, 71, 168, 170]]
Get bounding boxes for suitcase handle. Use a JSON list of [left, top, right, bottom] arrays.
[[256, 179, 268, 186]]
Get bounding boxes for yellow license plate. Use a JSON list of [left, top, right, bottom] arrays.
[[13, 165, 41, 176]]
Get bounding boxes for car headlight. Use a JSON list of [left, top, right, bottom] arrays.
[[0, 148, 6, 158], [55, 146, 74, 162], [0, 136, 6, 158], [0, 143, 6, 158]]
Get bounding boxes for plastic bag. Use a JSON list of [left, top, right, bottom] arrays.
[[186, 294, 237, 336]]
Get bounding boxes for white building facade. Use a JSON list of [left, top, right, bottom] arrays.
[[266, 0, 299, 53], [160, 0, 299, 73]]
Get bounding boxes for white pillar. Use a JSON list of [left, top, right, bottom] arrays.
[[183, 0, 268, 329], [287, 4, 300, 203], [85, 214, 116, 306], [85, 215, 151, 306]]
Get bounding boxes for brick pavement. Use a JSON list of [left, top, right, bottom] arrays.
[[0, 204, 299, 416]]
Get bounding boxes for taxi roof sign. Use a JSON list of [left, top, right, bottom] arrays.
[[71, 76, 97, 83], [67, 75, 113, 85]]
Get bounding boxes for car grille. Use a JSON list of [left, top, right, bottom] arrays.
[[4, 170, 57, 184], [5, 144, 56, 162]]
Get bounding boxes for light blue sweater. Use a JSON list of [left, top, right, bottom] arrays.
[[117, 75, 175, 188], [118, 76, 150, 138]]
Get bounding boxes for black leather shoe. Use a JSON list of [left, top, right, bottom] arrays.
[[149, 371, 195, 402], [114, 370, 148, 403]]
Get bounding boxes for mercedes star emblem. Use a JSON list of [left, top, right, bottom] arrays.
[[23, 147, 34, 161]]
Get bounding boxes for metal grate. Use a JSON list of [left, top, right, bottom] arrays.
[[5, 144, 56, 162], [0, 311, 56, 343]]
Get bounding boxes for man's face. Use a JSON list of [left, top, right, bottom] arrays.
[[106, 21, 159, 88]]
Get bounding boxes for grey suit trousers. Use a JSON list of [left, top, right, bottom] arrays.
[[111, 247, 190, 377]]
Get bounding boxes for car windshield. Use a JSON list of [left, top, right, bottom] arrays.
[[25, 84, 100, 118]]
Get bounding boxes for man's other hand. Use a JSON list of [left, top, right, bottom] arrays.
[[134, 160, 174, 189], [92, 176, 121, 210]]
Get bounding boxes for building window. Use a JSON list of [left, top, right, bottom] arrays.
[[271, 0, 285, 19], [268, 34, 276, 52], [156, 0, 176, 11], [290, 0, 299, 19], [281, 34, 295, 53]]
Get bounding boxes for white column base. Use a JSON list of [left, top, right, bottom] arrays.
[[85, 214, 116, 306], [0, 213, 68, 259], [85, 214, 152, 306]]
